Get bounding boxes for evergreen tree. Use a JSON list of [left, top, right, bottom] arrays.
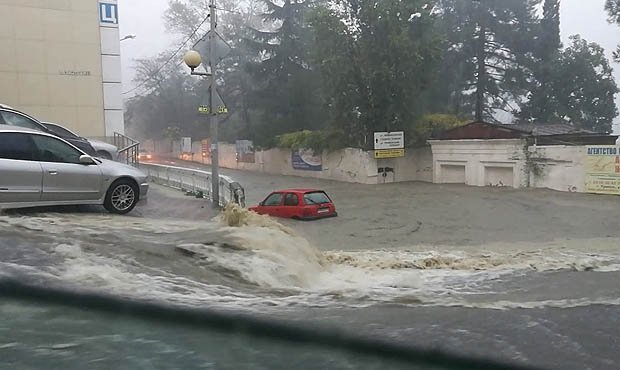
[[552, 36, 618, 133], [309, 0, 442, 147], [245, 0, 326, 147], [518, 0, 562, 124], [430, 0, 540, 121]]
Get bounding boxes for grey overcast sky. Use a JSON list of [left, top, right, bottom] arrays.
[[119, 0, 620, 130]]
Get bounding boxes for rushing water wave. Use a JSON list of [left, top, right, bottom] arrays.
[[2, 205, 620, 311]]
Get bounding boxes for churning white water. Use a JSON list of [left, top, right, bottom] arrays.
[[2, 205, 620, 311]]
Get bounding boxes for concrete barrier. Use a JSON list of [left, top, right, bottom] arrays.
[[155, 141, 435, 185], [149, 138, 596, 193]]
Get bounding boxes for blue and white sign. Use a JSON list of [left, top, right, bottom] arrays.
[[292, 149, 322, 172], [99, 2, 119, 26]]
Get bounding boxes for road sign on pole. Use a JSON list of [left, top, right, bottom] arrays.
[[374, 149, 405, 159], [193, 30, 232, 69], [198, 85, 228, 115], [374, 131, 405, 150], [374, 131, 405, 159]]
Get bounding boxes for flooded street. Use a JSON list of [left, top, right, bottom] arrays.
[[3, 0, 620, 367], [166, 161, 620, 250], [2, 171, 620, 369]]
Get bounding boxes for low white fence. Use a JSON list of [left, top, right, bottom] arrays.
[[139, 163, 245, 207]]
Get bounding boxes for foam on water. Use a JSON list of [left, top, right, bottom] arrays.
[[2, 207, 620, 311]]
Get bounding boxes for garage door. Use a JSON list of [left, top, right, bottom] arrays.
[[484, 166, 514, 187], [440, 164, 466, 184]]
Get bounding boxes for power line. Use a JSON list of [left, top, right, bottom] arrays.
[[122, 14, 212, 96], [216, 6, 243, 15]]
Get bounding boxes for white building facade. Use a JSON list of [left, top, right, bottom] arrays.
[[429, 139, 528, 188], [0, 0, 124, 137]]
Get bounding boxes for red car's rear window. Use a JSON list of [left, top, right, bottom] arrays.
[[303, 191, 331, 205]]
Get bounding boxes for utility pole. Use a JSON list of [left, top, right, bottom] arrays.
[[183, 0, 230, 209], [209, 0, 220, 209]]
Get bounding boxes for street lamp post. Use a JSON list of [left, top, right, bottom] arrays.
[[183, 0, 220, 209], [207, 0, 219, 209]]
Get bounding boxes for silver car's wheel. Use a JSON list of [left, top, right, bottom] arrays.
[[104, 180, 138, 214]]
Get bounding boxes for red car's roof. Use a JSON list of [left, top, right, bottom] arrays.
[[274, 188, 325, 194]]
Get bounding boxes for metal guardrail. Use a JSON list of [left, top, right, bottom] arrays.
[[114, 132, 140, 166], [139, 162, 246, 208]]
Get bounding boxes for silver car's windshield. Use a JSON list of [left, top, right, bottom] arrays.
[[43, 123, 79, 139], [0, 111, 44, 132]]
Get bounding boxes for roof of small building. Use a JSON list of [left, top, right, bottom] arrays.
[[435, 121, 607, 138], [502, 123, 595, 136]]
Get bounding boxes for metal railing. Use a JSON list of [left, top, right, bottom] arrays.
[[114, 132, 140, 166], [139, 162, 245, 208]]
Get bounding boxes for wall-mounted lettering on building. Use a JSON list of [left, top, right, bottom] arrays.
[[59, 71, 92, 77], [99, 2, 119, 27], [585, 146, 620, 195]]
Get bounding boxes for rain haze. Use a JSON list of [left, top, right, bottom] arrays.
[[3, 1, 620, 370], [120, 0, 620, 132]]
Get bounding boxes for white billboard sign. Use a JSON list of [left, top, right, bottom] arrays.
[[374, 131, 404, 150]]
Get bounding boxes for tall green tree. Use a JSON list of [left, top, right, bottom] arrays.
[[245, 0, 327, 147], [550, 36, 619, 133], [518, 0, 562, 123], [606, 0, 620, 61], [309, 0, 442, 148], [429, 0, 540, 122]]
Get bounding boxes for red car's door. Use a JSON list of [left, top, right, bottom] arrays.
[[282, 192, 301, 218], [259, 192, 284, 217]]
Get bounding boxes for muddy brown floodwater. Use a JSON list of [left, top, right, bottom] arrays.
[[2, 162, 620, 370]]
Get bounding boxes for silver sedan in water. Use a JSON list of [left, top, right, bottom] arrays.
[[0, 125, 148, 214]]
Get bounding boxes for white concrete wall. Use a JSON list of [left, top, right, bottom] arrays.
[[528, 145, 586, 193], [429, 140, 593, 193], [429, 139, 527, 188], [228, 146, 379, 184], [374, 147, 433, 183], [153, 138, 596, 193], [156, 140, 433, 185]]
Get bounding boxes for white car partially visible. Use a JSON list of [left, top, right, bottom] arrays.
[[88, 138, 119, 161], [42, 122, 119, 160]]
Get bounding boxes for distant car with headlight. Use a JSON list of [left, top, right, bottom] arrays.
[[249, 189, 337, 220], [139, 149, 153, 161], [0, 125, 148, 214]]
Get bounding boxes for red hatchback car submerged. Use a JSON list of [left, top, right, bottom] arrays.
[[249, 189, 338, 220]]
